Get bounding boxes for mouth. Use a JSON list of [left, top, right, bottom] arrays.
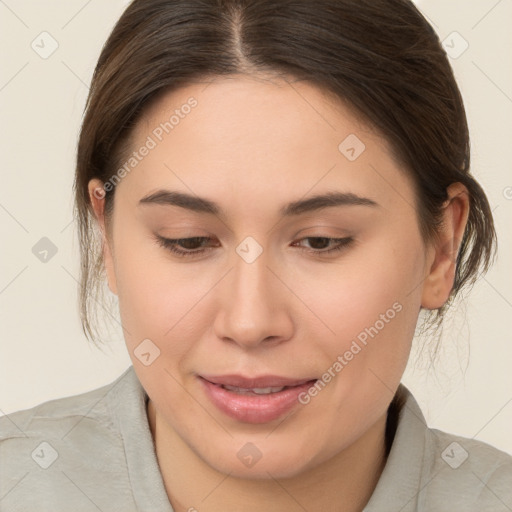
[[199, 374, 318, 424]]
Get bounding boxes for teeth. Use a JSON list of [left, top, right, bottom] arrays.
[[222, 385, 286, 394], [252, 386, 286, 394]]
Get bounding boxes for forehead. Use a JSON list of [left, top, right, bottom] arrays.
[[118, 74, 415, 217], [136, 74, 379, 156]]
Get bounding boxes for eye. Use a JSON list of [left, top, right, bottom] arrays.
[[155, 235, 354, 259], [292, 236, 354, 256], [155, 236, 218, 257]]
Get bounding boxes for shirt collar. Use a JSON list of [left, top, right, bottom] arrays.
[[108, 365, 175, 512], [363, 382, 429, 511]]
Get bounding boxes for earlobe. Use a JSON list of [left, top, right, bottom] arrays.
[[87, 178, 118, 296], [421, 183, 469, 310]]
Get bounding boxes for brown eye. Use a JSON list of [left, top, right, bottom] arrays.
[[293, 237, 354, 256], [155, 236, 217, 257]]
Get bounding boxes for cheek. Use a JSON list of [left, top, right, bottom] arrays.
[[306, 240, 421, 334], [300, 232, 424, 379], [112, 228, 203, 356]]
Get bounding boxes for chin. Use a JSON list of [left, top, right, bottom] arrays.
[[197, 436, 322, 480], [213, 457, 312, 481]]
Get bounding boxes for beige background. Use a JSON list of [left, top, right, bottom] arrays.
[[1, 0, 511, 454]]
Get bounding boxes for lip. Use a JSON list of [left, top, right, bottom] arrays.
[[199, 374, 317, 424], [201, 374, 314, 388]]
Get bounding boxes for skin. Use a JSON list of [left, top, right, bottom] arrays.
[[88, 74, 469, 512]]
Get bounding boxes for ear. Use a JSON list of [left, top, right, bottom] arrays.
[[87, 179, 118, 295], [421, 182, 470, 310]]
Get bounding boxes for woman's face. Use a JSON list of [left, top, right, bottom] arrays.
[[90, 75, 434, 478]]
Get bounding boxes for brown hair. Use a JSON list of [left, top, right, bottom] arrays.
[[74, 0, 496, 348]]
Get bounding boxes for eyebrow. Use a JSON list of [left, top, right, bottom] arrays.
[[138, 189, 379, 217]]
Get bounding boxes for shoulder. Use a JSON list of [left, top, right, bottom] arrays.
[[365, 384, 512, 512], [0, 371, 121, 441], [0, 367, 139, 511], [398, 383, 512, 511], [423, 426, 512, 510]]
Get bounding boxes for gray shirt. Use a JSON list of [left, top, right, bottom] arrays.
[[1, 365, 511, 511]]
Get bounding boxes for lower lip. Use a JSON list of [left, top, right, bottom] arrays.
[[199, 377, 317, 424]]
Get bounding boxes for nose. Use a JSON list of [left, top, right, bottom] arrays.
[[213, 247, 294, 350]]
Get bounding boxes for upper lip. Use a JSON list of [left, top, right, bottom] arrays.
[[200, 374, 317, 388]]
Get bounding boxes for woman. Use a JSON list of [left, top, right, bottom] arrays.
[[1, 0, 511, 511]]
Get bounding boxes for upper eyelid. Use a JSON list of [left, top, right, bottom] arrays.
[[156, 223, 353, 240], [159, 234, 349, 242]]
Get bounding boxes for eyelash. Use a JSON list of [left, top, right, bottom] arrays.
[[154, 235, 354, 258]]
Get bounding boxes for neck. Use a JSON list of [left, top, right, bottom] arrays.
[[147, 400, 390, 512]]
